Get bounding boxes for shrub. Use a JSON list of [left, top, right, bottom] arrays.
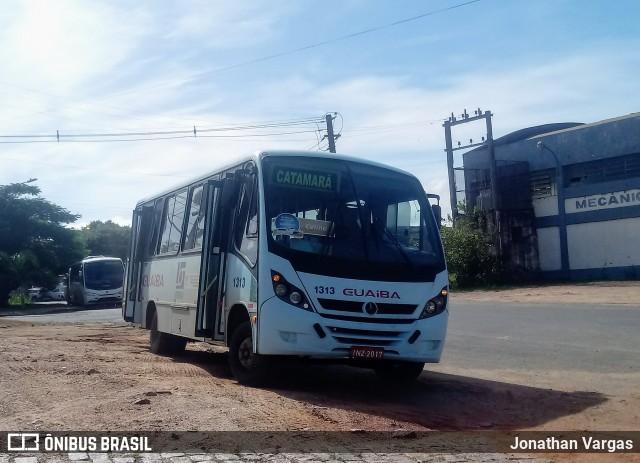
[[8, 287, 30, 307], [441, 208, 499, 288]]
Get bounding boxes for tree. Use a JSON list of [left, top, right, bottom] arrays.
[[0, 182, 85, 306], [77, 220, 131, 261], [0, 250, 40, 299]]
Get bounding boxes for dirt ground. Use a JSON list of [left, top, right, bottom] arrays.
[[0, 282, 638, 461], [451, 280, 639, 306]]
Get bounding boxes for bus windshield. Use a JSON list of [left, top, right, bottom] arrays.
[[263, 156, 445, 282], [84, 260, 124, 290]]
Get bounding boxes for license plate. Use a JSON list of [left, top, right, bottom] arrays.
[[350, 346, 384, 360]]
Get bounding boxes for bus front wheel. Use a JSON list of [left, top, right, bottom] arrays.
[[229, 321, 271, 386], [149, 312, 187, 355], [374, 361, 425, 383]]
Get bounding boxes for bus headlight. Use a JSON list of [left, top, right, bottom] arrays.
[[425, 301, 437, 314], [275, 284, 288, 297], [289, 291, 302, 304], [271, 271, 313, 312], [419, 287, 448, 319]]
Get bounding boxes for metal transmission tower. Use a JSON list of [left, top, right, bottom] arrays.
[[443, 109, 496, 220]]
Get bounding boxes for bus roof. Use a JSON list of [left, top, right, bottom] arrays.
[[134, 150, 421, 208], [79, 256, 123, 264]]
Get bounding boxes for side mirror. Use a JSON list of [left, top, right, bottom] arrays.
[[432, 204, 442, 229]]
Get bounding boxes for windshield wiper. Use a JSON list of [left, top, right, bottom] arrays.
[[318, 221, 335, 260], [379, 224, 415, 270]]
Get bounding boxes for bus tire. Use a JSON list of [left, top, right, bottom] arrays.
[[172, 336, 187, 354], [374, 361, 425, 383], [229, 321, 271, 386], [149, 312, 185, 355]]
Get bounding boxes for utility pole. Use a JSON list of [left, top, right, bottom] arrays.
[[325, 113, 337, 153], [443, 118, 457, 221], [443, 109, 495, 220], [537, 141, 570, 279]]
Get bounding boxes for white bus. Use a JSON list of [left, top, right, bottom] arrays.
[[123, 151, 448, 385], [67, 256, 125, 306]]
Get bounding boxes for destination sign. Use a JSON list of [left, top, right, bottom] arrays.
[[271, 167, 339, 192]]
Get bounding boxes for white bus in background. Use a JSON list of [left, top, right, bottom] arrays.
[[123, 150, 448, 385], [67, 256, 124, 306]]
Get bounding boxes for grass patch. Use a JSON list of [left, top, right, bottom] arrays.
[[8, 288, 32, 307]]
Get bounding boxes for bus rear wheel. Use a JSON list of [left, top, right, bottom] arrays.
[[229, 321, 271, 386], [149, 312, 187, 355], [374, 361, 425, 383]]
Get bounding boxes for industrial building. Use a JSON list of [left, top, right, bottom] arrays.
[[456, 112, 640, 280]]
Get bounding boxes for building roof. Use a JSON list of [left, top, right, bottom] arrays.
[[492, 123, 584, 146], [527, 112, 640, 140], [464, 123, 583, 157], [466, 112, 640, 155]]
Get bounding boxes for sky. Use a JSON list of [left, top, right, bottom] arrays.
[[1, 0, 639, 227]]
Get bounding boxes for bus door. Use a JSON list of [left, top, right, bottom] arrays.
[[124, 205, 155, 323], [195, 179, 225, 339], [196, 174, 243, 339]]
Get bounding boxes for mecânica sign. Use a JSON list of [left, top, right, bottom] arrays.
[[272, 167, 339, 192], [566, 188, 640, 214]]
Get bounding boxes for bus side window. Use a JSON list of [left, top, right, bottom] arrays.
[[183, 184, 204, 251], [158, 190, 188, 254], [235, 174, 258, 265], [246, 179, 258, 237], [149, 199, 164, 257]]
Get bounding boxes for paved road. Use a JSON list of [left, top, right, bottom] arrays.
[[443, 300, 640, 375], [5, 300, 639, 378], [0, 304, 125, 325], [6, 298, 638, 405]]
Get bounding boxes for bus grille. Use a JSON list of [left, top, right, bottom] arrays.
[[325, 326, 408, 346], [317, 298, 417, 315], [318, 313, 417, 324]]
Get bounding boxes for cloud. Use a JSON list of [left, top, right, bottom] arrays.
[[166, 1, 297, 49], [1, 1, 638, 225], [239, 42, 640, 215], [15, 39, 638, 223], [0, 1, 146, 93]]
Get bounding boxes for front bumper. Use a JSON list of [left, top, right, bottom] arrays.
[[256, 296, 447, 363]]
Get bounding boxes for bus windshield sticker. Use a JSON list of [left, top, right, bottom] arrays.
[[271, 167, 339, 192], [298, 218, 332, 236], [272, 214, 303, 238]]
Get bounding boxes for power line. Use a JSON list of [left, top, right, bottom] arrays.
[[0, 117, 327, 144], [0, 117, 324, 137], [0, 131, 320, 144], [0, 114, 445, 147]]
